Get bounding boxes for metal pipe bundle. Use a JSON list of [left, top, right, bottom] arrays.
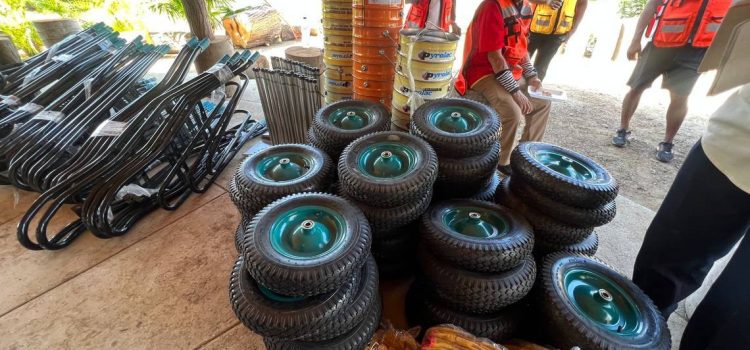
[[16, 50, 266, 251], [270, 56, 320, 77], [2, 38, 169, 192], [254, 67, 321, 145]]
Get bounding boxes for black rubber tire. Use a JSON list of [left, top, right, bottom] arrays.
[[418, 247, 536, 314], [338, 131, 438, 208], [417, 288, 521, 343], [313, 100, 390, 149], [308, 128, 344, 162], [510, 142, 618, 209], [229, 255, 359, 341], [536, 232, 599, 257], [421, 199, 534, 272], [436, 141, 500, 190], [371, 221, 418, 258], [234, 144, 333, 215], [346, 190, 432, 233], [510, 176, 617, 228], [234, 217, 250, 253], [410, 98, 500, 158], [539, 253, 671, 350], [264, 296, 382, 350], [243, 193, 371, 296], [471, 170, 501, 202], [497, 177, 594, 245]]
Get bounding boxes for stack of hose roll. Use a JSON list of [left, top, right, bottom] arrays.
[[322, 0, 355, 104], [352, 0, 403, 108], [6, 26, 266, 251], [392, 29, 458, 130]]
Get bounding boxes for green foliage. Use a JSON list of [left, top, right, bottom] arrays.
[[619, 0, 647, 18], [27, 0, 104, 17], [149, 0, 233, 29]]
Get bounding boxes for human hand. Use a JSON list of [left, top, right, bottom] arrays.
[[450, 23, 462, 36], [627, 40, 642, 61], [528, 77, 543, 92], [512, 91, 533, 114], [549, 0, 563, 10]]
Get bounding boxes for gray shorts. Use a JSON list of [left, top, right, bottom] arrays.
[[627, 42, 707, 97]]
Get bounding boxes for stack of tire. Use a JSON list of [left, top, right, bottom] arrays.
[[228, 144, 333, 252], [410, 98, 502, 201], [230, 193, 380, 350], [407, 199, 536, 343], [496, 142, 618, 257], [338, 131, 437, 278], [352, 0, 403, 108], [322, 0, 355, 104], [536, 253, 671, 349], [307, 100, 390, 163]]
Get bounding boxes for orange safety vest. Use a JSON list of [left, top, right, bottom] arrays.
[[404, 0, 453, 31], [652, 0, 731, 48], [456, 0, 533, 94], [530, 0, 578, 35]]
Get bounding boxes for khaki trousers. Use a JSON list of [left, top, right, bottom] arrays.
[[472, 76, 552, 165]]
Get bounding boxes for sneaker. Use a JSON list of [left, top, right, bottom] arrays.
[[612, 129, 631, 147], [656, 142, 674, 163], [498, 164, 513, 176]]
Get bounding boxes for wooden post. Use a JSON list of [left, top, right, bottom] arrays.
[[181, 0, 235, 73], [285, 46, 324, 105], [32, 19, 82, 47], [612, 23, 625, 61]]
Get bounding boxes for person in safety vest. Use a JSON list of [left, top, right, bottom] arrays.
[[404, 0, 461, 35], [612, 0, 731, 163], [456, 0, 552, 175], [527, 0, 588, 80]]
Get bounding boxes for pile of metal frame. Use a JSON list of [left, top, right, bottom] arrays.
[[254, 62, 322, 145], [0, 25, 266, 250]]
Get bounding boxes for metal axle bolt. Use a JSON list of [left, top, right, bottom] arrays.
[[598, 288, 613, 302], [301, 220, 315, 230]]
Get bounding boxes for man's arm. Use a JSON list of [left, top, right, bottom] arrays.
[[627, 0, 661, 60], [488, 50, 534, 114]]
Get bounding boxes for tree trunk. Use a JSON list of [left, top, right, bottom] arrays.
[[181, 0, 235, 73], [0, 36, 22, 65]]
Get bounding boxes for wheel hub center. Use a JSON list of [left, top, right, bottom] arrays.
[[598, 288, 613, 302]]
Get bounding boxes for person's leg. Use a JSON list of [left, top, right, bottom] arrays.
[[614, 43, 670, 146], [632, 141, 750, 316], [659, 46, 704, 144], [620, 84, 648, 131], [471, 77, 523, 166], [528, 33, 542, 59], [521, 92, 552, 142], [664, 92, 689, 143], [679, 234, 750, 350], [532, 35, 563, 81]]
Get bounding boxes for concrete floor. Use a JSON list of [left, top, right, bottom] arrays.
[[0, 79, 687, 349]]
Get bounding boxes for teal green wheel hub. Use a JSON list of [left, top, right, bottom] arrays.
[[269, 205, 346, 259], [533, 150, 596, 181], [258, 285, 306, 302], [256, 153, 312, 182], [564, 268, 643, 336], [329, 107, 370, 130], [358, 142, 417, 178], [429, 106, 483, 134], [442, 207, 509, 238]]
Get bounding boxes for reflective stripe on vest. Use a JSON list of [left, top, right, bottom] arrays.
[[652, 0, 731, 48], [530, 0, 577, 35]]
